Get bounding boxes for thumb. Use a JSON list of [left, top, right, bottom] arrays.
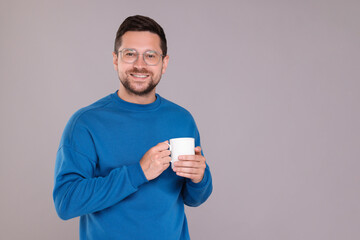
[[195, 146, 202, 154]]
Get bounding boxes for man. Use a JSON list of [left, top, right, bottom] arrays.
[[53, 15, 213, 240]]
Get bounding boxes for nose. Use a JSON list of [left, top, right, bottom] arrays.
[[133, 54, 147, 68]]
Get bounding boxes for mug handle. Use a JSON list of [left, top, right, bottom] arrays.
[[167, 142, 172, 152]]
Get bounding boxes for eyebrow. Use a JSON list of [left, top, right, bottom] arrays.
[[121, 47, 161, 53]]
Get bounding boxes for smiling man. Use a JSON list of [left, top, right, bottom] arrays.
[[53, 15, 213, 240], [113, 31, 168, 102]]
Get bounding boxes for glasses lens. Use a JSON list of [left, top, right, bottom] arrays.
[[144, 51, 160, 65], [121, 49, 138, 63]]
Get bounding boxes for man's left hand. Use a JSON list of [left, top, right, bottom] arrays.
[[173, 146, 206, 183]]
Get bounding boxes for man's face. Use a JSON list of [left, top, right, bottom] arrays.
[[112, 31, 169, 96]]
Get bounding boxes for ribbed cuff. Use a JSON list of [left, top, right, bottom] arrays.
[[127, 162, 148, 188], [186, 167, 209, 188]]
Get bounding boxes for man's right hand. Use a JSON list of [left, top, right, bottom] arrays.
[[140, 141, 171, 181]]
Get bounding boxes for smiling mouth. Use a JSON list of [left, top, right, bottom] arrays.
[[130, 73, 150, 78]]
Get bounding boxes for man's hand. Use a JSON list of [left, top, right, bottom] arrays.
[[172, 146, 206, 183], [140, 141, 171, 181]]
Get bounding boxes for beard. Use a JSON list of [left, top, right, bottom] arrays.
[[119, 67, 161, 96]]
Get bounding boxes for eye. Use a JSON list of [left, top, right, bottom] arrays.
[[122, 49, 137, 58], [146, 53, 156, 58], [125, 52, 135, 57]]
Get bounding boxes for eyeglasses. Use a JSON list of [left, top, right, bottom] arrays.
[[118, 48, 164, 66]]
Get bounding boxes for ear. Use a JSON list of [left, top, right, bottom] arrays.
[[112, 52, 118, 71], [161, 55, 169, 75]]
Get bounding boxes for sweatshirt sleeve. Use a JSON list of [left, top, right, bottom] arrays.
[[53, 112, 148, 220], [182, 163, 213, 207], [181, 121, 213, 207]]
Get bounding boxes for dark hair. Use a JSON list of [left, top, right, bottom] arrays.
[[114, 15, 167, 56]]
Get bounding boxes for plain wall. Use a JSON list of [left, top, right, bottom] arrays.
[[1, 0, 359, 239]]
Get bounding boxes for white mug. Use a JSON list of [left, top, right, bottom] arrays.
[[168, 137, 195, 168]]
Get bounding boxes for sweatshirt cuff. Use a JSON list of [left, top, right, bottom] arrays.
[[186, 167, 209, 188], [126, 162, 148, 188]]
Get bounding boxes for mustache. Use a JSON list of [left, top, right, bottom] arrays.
[[128, 68, 152, 74]]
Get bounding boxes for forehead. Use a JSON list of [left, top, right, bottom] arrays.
[[120, 31, 162, 52]]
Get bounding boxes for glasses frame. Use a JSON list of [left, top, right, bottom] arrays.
[[117, 48, 165, 66]]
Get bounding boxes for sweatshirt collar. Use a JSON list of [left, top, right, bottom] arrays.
[[111, 90, 162, 111]]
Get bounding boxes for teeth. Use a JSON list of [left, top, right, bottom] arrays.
[[132, 74, 148, 78]]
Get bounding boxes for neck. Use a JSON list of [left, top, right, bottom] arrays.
[[117, 87, 156, 105]]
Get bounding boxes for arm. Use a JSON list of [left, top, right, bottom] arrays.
[[53, 145, 148, 220], [53, 131, 170, 221], [173, 147, 213, 207], [180, 161, 213, 207]]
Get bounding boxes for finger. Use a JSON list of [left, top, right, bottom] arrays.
[[173, 160, 202, 168], [154, 141, 170, 151], [174, 167, 199, 174], [178, 155, 204, 161], [162, 156, 171, 164], [159, 150, 171, 158], [175, 172, 199, 179], [195, 146, 202, 155]]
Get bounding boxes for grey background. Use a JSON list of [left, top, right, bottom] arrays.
[[1, 0, 359, 239]]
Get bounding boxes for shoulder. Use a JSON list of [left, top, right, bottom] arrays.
[[60, 94, 113, 145], [158, 95, 198, 129], [69, 94, 113, 124], [159, 95, 194, 118]]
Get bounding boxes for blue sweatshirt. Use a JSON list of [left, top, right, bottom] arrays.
[[53, 91, 213, 240]]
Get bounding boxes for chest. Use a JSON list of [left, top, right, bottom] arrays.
[[89, 111, 195, 175]]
